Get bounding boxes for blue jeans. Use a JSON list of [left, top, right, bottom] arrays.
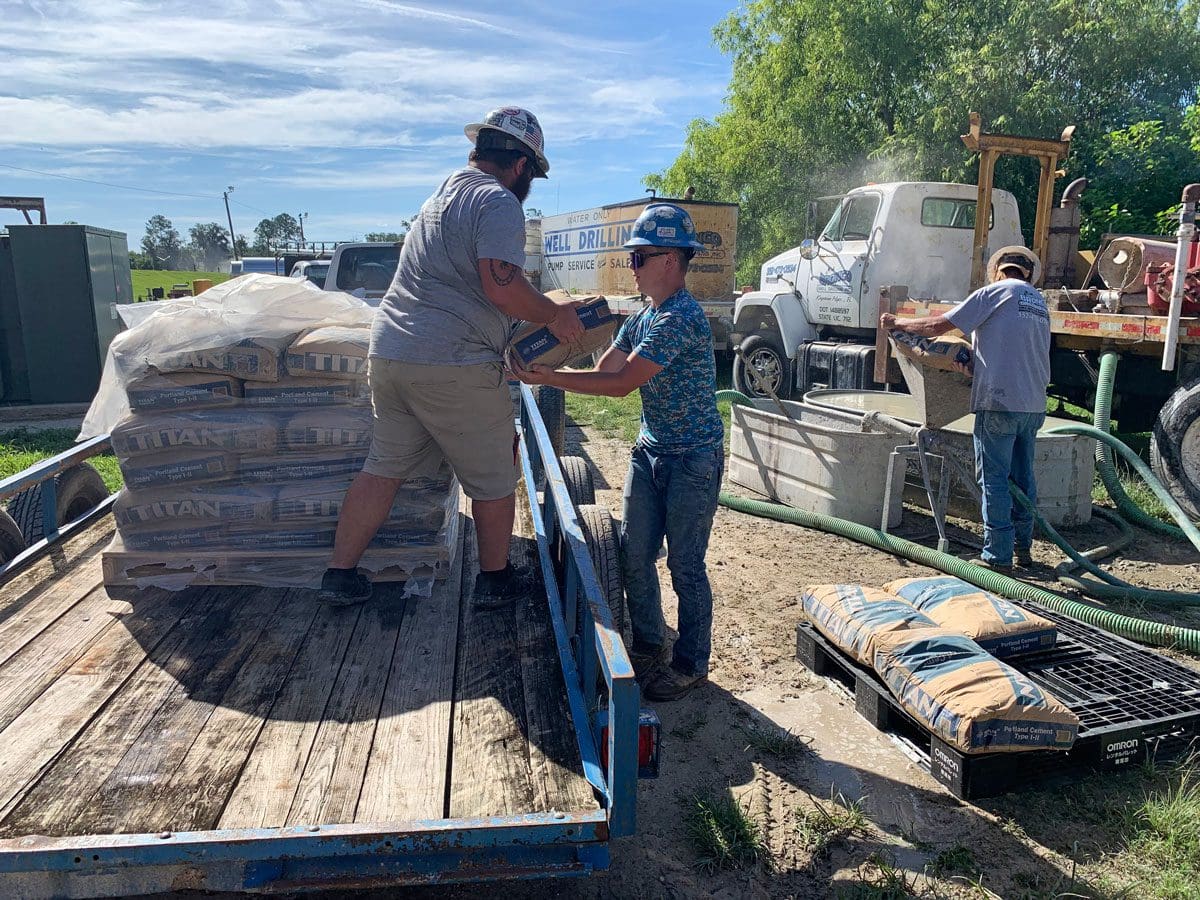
[[621, 443, 723, 677], [973, 410, 1044, 566]]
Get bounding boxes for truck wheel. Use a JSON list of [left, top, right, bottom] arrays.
[[0, 510, 25, 565], [559, 456, 595, 507], [6, 463, 109, 545], [533, 385, 566, 457], [576, 504, 627, 641], [1151, 377, 1200, 520], [733, 335, 792, 400]]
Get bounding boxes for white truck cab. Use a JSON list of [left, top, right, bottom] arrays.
[[733, 182, 1022, 397], [323, 241, 402, 305]]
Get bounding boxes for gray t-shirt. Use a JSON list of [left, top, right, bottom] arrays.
[[945, 278, 1051, 413], [370, 167, 526, 365]]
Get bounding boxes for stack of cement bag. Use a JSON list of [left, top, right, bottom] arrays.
[[82, 276, 458, 589], [800, 580, 1078, 754]]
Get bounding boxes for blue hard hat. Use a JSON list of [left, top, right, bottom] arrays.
[[623, 203, 706, 251]]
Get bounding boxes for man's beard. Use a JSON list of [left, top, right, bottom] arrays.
[[512, 167, 535, 203]]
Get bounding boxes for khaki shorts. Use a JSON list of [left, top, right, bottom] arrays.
[[364, 358, 519, 501]]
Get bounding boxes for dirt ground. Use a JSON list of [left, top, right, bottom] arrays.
[[154, 420, 1199, 900]]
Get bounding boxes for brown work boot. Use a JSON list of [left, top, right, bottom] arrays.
[[643, 666, 707, 701], [1014, 547, 1035, 568], [969, 557, 1013, 576], [629, 644, 668, 681]]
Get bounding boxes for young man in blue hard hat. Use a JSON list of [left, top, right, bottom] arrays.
[[882, 246, 1050, 574], [512, 203, 724, 701], [319, 106, 584, 608]]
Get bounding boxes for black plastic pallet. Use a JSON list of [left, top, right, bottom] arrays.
[[796, 607, 1200, 800]]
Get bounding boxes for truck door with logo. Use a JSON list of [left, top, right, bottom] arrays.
[[800, 191, 881, 329]]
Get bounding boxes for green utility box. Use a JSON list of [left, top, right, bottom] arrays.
[[0, 225, 133, 404]]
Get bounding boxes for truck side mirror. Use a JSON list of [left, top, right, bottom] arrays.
[[799, 238, 819, 261]]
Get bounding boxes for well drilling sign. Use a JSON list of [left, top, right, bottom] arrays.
[[538, 200, 738, 299]]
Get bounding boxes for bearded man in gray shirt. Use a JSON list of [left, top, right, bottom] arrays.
[[883, 248, 1050, 574], [320, 107, 584, 607]]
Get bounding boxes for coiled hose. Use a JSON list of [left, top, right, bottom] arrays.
[[1092, 350, 1191, 540], [714, 389, 1200, 651]]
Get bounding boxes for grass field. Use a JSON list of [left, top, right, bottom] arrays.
[[0, 429, 122, 493], [130, 269, 231, 301]]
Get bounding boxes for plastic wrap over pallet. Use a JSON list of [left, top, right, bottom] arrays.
[[88, 275, 460, 591], [800, 584, 938, 667], [884, 576, 1057, 658], [872, 628, 1078, 754]]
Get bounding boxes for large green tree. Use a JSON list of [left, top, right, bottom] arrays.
[[649, 0, 1200, 283], [140, 215, 183, 270], [251, 213, 302, 254], [187, 222, 231, 271]]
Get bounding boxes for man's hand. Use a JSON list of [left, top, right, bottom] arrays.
[[880, 312, 899, 330], [508, 357, 555, 385], [547, 299, 584, 344]]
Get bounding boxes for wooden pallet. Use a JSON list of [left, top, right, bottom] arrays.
[[797, 621, 1200, 800]]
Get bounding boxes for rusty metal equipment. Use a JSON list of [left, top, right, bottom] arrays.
[[961, 113, 1075, 290], [0, 197, 47, 225]]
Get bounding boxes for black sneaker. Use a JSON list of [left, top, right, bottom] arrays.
[[319, 568, 373, 606], [643, 666, 707, 701], [1014, 548, 1035, 568], [472, 563, 540, 610], [968, 557, 1014, 576]]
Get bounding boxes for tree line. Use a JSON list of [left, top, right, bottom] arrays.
[[131, 212, 406, 271], [645, 0, 1200, 284]]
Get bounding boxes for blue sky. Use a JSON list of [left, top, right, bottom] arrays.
[[1, 0, 736, 249]]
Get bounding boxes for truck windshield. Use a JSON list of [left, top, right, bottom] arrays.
[[821, 194, 880, 242], [335, 246, 400, 293]]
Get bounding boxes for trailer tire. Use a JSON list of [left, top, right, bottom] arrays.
[[534, 386, 566, 458], [733, 334, 792, 400], [576, 503, 626, 641], [0, 510, 25, 565], [1151, 377, 1200, 520], [7, 463, 109, 545], [559, 456, 595, 508]]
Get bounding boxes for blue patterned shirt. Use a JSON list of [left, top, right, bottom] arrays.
[[613, 288, 723, 453]]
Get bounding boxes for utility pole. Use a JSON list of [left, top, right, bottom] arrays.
[[223, 186, 240, 259], [299, 211, 308, 245]]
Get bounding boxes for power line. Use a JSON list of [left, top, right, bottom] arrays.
[[229, 198, 274, 217], [0, 163, 217, 200]]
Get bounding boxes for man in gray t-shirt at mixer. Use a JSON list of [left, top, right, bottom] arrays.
[[319, 106, 584, 607], [882, 247, 1050, 574]]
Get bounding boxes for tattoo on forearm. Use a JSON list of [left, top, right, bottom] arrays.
[[489, 259, 518, 287]]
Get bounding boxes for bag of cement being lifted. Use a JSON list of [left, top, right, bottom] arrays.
[[871, 627, 1078, 753], [888, 330, 973, 374], [800, 584, 939, 667], [507, 291, 618, 369], [127, 372, 243, 411], [82, 275, 374, 439], [242, 375, 368, 407], [285, 326, 370, 379], [884, 576, 1057, 657]]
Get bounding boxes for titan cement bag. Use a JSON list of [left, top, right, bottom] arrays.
[[127, 372, 243, 411], [242, 376, 368, 407], [112, 412, 280, 457], [238, 451, 368, 484], [114, 486, 273, 529], [285, 326, 370, 379], [274, 479, 454, 529], [279, 408, 373, 453], [888, 330, 973, 373], [119, 450, 237, 489], [884, 576, 1057, 657], [507, 294, 618, 369], [800, 584, 938, 666], [82, 275, 374, 439], [871, 628, 1078, 753]]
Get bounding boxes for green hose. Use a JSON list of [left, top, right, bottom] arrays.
[[717, 388, 1200, 650], [1092, 351, 1190, 540]]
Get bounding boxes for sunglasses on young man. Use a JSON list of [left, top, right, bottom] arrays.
[[629, 249, 673, 270]]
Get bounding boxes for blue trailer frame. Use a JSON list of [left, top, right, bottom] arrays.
[[0, 385, 640, 894]]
